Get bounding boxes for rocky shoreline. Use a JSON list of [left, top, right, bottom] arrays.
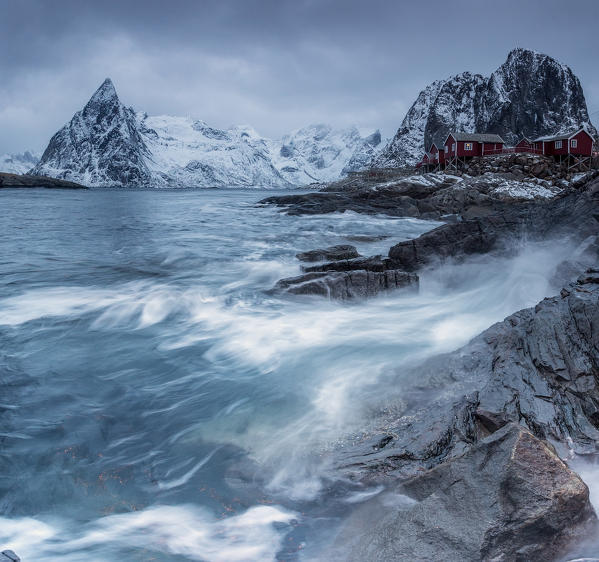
[[264, 170, 599, 559], [0, 172, 87, 189]]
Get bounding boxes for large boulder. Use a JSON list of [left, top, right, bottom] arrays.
[[334, 424, 596, 562]]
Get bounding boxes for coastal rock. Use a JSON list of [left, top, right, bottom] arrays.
[[388, 177, 599, 271], [337, 267, 599, 477], [296, 245, 360, 262], [273, 269, 418, 300], [337, 425, 596, 562], [261, 167, 565, 219]]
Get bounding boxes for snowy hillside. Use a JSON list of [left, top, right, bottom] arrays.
[[31, 79, 382, 188], [0, 151, 40, 174], [375, 48, 597, 167]]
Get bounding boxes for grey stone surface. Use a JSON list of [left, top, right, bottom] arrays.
[[296, 245, 360, 262], [334, 425, 596, 562]]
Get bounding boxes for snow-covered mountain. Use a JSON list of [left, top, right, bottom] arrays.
[[270, 124, 383, 185], [31, 79, 382, 187], [0, 151, 40, 174], [375, 48, 597, 167]]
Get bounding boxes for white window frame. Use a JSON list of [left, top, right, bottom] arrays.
[[444, 146, 448, 153], [571, 138, 578, 148], [555, 140, 562, 149], [452, 143, 456, 151], [464, 142, 473, 151]]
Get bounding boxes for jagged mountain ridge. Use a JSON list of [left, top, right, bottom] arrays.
[[31, 80, 383, 187], [0, 151, 40, 175], [375, 48, 597, 167]]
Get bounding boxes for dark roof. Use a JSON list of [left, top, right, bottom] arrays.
[[448, 132, 505, 143], [533, 128, 593, 142]]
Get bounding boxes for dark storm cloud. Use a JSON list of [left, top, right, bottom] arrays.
[[1, 0, 598, 153]]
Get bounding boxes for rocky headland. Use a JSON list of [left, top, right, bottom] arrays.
[[0, 172, 87, 189], [264, 168, 599, 559]]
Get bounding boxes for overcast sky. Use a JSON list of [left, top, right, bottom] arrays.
[[1, 0, 599, 154]]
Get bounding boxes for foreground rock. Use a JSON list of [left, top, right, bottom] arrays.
[[335, 424, 595, 562], [325, 269, 599, 560], [338, 269, 599, 476], [0, 172, 87, 189]]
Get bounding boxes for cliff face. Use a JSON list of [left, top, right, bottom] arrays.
[[375, 49, 597, 167]]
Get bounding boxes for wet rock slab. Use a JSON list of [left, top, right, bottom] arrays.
[[296, 244, 360, 262], [274, 269, 418, 300], [335, 424, 596, 562]]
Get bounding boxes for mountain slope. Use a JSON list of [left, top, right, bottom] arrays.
[[375, 48, 597, 167], [31, 81, 380, 188], [31, 79, 152, 185]]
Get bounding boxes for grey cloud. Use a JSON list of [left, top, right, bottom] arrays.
[[1, 0, 598, 153]]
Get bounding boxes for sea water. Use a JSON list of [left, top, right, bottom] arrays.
[[0, 188, 581, 560]]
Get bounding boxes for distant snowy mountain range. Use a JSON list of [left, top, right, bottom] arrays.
[[374, 48, 597, 168], [0, 151, 41, 175], [29, 79, 383, 187], [20, 48, 598, 187]]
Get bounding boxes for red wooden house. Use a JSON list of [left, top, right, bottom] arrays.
[[443, 132, 505, 168], [532, 128, 594, 170], [515, 138, 534, 152], [533, 128, 594, 157]]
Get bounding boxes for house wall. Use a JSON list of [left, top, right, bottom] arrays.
[[552, 138, 569, 156], [569, 131, 593, 156], [456, 140, 481, 157], [444, 135, 456, 158], [481, 142, 502, 154]]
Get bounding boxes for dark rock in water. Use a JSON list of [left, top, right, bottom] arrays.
[[1, 551, 21, 562], [336, 424, 596, 562], [296, 245, 360, 262], [274, 269, 418, 300]]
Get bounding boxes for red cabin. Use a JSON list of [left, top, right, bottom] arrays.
[[533, 128, 594, 157], [428, 143, 439, 164], [515, 138, 533, 152], [443, 132, 505, 160]]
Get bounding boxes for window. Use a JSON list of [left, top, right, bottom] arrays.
[[571, 138, 578, 148], [444, 146, 448, 153], [555, 140, 562, 149], [452, 143, 456, 151], [465, 142, 473, 151]]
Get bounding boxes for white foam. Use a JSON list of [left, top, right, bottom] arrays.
[[0, 504, 296, 561]]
